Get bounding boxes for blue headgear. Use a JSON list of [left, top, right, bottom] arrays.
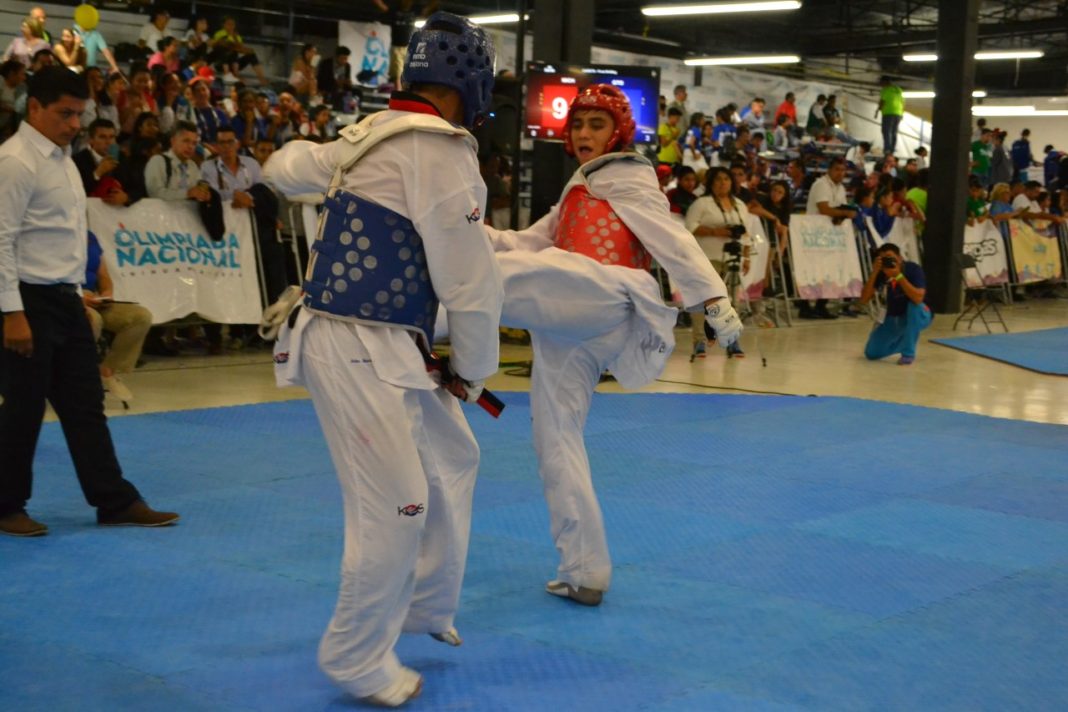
[[401, 12, 495, 128]]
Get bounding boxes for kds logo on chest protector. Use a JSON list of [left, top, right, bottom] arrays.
[[398, 503, 426, 517]]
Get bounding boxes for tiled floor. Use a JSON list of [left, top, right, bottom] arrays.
[[94, 298, 1068, 425]]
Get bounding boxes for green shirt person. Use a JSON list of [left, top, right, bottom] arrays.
[[876, 76, 905, 155], [971, 129, 994, 183]]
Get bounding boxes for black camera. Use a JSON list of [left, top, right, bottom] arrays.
[[727, 224, 746, 239], [881, 256, 897, 269]]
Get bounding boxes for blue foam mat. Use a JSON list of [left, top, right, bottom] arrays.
[[931, 327, 1068, 375], [2, 393, 1066, 711]]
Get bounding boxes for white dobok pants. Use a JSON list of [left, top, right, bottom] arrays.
[[498, 248, 678, 593], [300, 316, 479, 698]]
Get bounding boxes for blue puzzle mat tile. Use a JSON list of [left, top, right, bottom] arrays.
[[798, 499, 1068, 569], [657, 529, 1012, 617], [919, 471, 1068, 522]]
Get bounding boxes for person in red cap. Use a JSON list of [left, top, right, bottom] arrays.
[[485, 84, 741, 606]]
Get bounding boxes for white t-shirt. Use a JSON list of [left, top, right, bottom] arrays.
[[684, 195, 753, 264], [806, 174, 847, 214], [1011, 193, 1037, 213], [139, 23, 164, 52]]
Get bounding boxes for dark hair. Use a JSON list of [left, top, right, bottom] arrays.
[[1043, 144, 1054, 153], [133, 111, 159, 136], [877, 242, 902, 256], [32, 48, 54, 63], [674, 84, 686, 93], [776, 113, 789, 126], [976, 117, 987, 126], [752, 97, 765, 104], [677, 166, 696, 179], [891, 177, 906, 192], [788, 158, 805, 172], [336, 45, 351, 57], [785, 92, 794, 101], [173, 120, 198, 136], [129, 63, 150, 79], [311, 104, 330, 119], [667, 107, 683, 118], [915, 168, 930, 188], [769, 179, 792, 210], [0, 59, 24, 79], [704, 166, 731, 193], [157, 36, 177, 52], [215, 125, 236, 137], [27, 65, 88, 106], [301, 43, 317, 60], [151, 9, 170, 22], [827, 156, 847, 169], [859, 141, 871, 152], [915, 146, 927, 155], [129, 136, 162, 161], [1021, 128, 1030, 136], [1024, 180, 1042, 190], [88, 118, 116, 136], [816, 94, 827, 102], [854, 186, 873, 203]]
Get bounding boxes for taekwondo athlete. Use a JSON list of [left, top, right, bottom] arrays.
[[484, 85, 741, 607], [262, 12, 502, 707]]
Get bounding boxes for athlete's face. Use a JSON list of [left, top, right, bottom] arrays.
[[570, 109, 615, 165]]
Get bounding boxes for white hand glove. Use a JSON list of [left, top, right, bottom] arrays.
[[258, 286, 302, 341], [705, 300, 743, 348]]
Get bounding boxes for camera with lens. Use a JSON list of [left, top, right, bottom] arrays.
[[880, 255, 897, 269], [723, 225, 745, 260]]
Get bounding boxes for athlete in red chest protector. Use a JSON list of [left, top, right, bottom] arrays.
[[485, 85, 742, 606]]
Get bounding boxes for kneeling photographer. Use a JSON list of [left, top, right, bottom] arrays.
[[858, 243, 932, 365]]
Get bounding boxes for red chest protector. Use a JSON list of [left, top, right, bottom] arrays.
[[555, 185, 651, 270]]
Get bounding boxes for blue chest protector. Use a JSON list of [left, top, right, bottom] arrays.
[[303, 189, 437, 344]]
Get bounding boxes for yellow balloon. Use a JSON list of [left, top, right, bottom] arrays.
[[74, 4, 99, 32]]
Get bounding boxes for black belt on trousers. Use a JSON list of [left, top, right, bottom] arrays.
[[20, 282, 80, 297]]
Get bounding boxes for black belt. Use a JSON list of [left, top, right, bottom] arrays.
[[20, 282, 80, 296]]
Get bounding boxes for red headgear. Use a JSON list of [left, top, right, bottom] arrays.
[[563, 84, 636, 157]]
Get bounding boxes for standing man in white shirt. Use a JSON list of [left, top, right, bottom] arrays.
[[137, 9, 169, 59], [263, 12, 502, 707], [802, 156, 857, 319], [0, 67, 178, 537]]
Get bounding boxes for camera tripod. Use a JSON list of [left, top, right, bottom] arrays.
[[721, 236, 767, 366]]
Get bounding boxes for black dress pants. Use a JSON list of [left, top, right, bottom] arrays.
[[0, 284, 141, 517]]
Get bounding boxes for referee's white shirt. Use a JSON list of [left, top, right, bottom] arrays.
[[0, 121, 88, 313]]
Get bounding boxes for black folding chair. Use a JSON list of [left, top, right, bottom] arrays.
[[954, 253, 1009, 333]]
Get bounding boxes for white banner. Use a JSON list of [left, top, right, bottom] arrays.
[[1007, 219, 1064, 284], [338, 21, 391, 87], [788, 215, 863, 299], [87, 198, 263, 325], [963, 221, 1010, 287], [865, 216, 922, 265]]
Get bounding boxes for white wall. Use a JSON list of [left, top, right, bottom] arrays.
[[981, 116, 1068, 156]]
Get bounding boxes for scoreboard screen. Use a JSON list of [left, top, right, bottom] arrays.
[[524, 62, 660, 144]]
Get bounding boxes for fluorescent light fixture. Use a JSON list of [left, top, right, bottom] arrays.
[[642, 1, 802, 17], [971, 105, 1035, 116], [904, 50, 1044, 62], [901, 90, 987, 99], [414, 13, 526, 28], [974, 50, 1044, 60], [684, 54, 801, 66]]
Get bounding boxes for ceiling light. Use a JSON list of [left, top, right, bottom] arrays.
[[684, 54, 801, 66], [642, 1, 802, 17], [971, 105, 1035, 116], [901, 90, 987, 99], [974, 50, 1044, 60], [413, 13, 527, 28], [904, 50, 1044, 62]]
